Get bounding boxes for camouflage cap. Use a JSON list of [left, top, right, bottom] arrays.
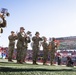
[[35, 32, 39, 35], [20, 27, 25, 30], [42, 36, 46, 39], [11, 31, 14, 33], [52, 37, 55, 41]]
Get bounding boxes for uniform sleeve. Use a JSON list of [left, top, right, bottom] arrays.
[[51, 41, 55, 49], [42, 42, 44, 49], [8, 35, 18, 40], [42, 42, 48, 49], [32, 36, 36, 41], [17, 33, 25, 42], [14, 36, 18, 40], [8, 35, 14, 40], [39, 37, 43, 41]]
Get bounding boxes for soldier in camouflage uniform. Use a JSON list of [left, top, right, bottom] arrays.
[[22, 36, 31, 62], [16, 27, 26, 64], [42, 37, 48, 65], [50, 38, 57, 65], [8, 31, 17, 62], [32, 32, 43, 65]]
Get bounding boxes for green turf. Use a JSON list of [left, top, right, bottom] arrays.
[[0, 60, 76, 75]]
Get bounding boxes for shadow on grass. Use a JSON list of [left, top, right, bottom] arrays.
[[0, 67, 76, 72], [0, 62, 16, 64], [0, 62, 32, 64]]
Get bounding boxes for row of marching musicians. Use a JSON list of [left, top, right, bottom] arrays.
[[8, 27, 58, 65]]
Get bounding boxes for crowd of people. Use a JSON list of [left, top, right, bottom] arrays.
[[8, 27, 58, 65]]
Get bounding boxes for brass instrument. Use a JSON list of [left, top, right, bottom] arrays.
[[48, 41, 59, 51], [48, 42, 52, 50]]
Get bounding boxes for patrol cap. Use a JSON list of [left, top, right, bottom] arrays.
[[11, 31, 14, 33], [52, 37, 55, 41], [35, 31, 39, 35], [42, 36, 46, 39], [20, 27, 25, 30]]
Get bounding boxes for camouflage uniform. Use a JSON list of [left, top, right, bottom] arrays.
[[22, 37, 31, 62], [32, 36, 42, 64], [16, 32, 25, 63], [42, 41, 48, 65], [8, 34, 17, 61], [50, 40, 56, 65]]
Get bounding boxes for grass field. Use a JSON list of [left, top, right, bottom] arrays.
[[0, 59, 76, 75]]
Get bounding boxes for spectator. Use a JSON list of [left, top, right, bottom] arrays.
[[66, 56, 73, 67]]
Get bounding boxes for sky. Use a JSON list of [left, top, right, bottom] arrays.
[[0, 0, 76, 48]]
